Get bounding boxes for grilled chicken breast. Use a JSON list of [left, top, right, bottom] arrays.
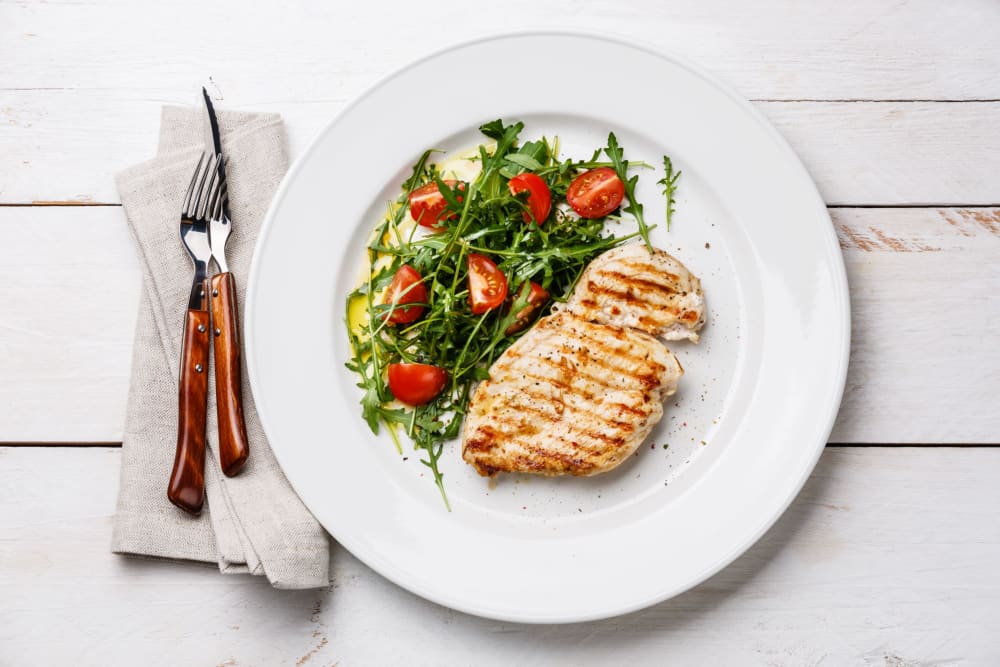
[[558, 243, 705, 342], [462, 312, 683, 477]]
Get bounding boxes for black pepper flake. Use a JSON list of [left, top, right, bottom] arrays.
[[705, 242, 711, 249]]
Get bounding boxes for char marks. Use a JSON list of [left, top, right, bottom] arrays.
[[461, 243, 703, 478], [558, 243, 705, 342], [461, 312, 682, 477]]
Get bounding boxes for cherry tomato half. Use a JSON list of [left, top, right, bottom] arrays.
[[505, 281, 549, 335], [467, 253, 508, 315], [387, 363, 448, 406], [508, 172, 552, 224], [408, 180, 464, 231], [382, 265, 428, 324], [565, 167, 625, 219]]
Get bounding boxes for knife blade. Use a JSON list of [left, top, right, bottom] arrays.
[[201, 88, 250, 477], [202, 87, 231, 222]]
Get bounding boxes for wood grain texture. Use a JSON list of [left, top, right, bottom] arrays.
[[210, 272, 249, 477], [0, 206, 139, 441], [4, 0, 1000, 101], [167, 306, 209, 514], [3, 94, 999, 205], [2, 0, 1000, 206], [1, 446, 998, 665], [1, 206, 998, 444], [829, 207, 1000, 442]]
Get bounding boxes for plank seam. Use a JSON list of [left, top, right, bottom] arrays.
[[2, 442, 998, 447]]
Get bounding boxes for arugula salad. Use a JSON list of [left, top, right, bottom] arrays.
[[345, 119, 679, 508]]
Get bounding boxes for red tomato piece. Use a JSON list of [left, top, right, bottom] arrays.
[[504, 281, 549, 335], [387, 363, 448, 406], [508, 172, 552, 224], [467, 253, 508, 315], [565, 167, 625, 219], [408, 180, 464, 231], [382, 265, 428, 324]]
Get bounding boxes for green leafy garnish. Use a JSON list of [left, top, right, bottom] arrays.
[[604, 133, 655, 252], [657, 156, 681, 231], [344, 120, 673, 508]]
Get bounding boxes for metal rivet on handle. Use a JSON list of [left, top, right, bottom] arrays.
[[195, 364, 203, 373], [215, 328, 221, 336], [197, 324, 205, 333], [212, 289, 219, 297]]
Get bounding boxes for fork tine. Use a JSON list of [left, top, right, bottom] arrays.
[[208, 157, 227, 220], [202, 155, 220, 219], [210, 181, 225, 220], [182, 153, 207, 217], [213, 178, 228, 219], [192, 153, 216, 219]]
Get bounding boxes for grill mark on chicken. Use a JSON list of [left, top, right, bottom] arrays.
[[462, 244, 701, 478], [487, 376, 642, 437], [463, 310, 681, 477], [585, 282, 646, 305], [619, 261, 681, 283], [594, 269, 678, 295], [610, 401, 649, 417], [558, 243, 705, 341], [528, 345, 653, 389], [585, 281, 683, 312], [504, 334, 665, 387]]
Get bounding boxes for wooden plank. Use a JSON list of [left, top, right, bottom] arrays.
[[761, 101, 1000, 206], [4, 0, 1000, 101], [1, 446, 997, 664], [829, 207, 1000, 442], [1, 206, 997, 444], [3, 92, 998, 205], [0, 207, 140, 442]]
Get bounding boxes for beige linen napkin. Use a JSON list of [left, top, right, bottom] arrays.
[[111, 106, 330, 589]]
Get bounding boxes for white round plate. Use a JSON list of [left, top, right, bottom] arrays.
[[246, 32, 849, 623]]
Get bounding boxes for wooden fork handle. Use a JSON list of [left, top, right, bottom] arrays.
[[168, 300, 210, 515], [211, 272, 250, 477]]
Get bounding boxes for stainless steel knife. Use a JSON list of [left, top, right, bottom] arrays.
[[202, 88, 250, 477]]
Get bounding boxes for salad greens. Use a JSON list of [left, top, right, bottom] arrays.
[[657, 156, 681, 231], [345, 119, 677, 508]]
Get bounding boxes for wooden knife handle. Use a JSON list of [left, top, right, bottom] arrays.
[[168, 305, 210, 514], [210, 272, 250, 477]]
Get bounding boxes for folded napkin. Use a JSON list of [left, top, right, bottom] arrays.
[[111, 105, 330, 589]]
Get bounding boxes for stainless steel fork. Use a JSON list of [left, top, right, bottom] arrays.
[[168, 153, 225, 515]]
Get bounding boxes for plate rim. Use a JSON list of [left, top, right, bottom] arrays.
[[245, 29, 851, 623]]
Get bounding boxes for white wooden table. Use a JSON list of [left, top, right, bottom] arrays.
[[3, 1, 1000, 664]]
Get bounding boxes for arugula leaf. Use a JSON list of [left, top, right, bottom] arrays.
[[604, 132, 655, 253], [657, 156, 681, 231], [500, 139, 549, 178], [478, 119, 506, 141]]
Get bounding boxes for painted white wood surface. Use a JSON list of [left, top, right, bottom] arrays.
[[4, 96, 1000, 206], [3, 0, 1000, 205], [3, 0, 999, 663], [3, 206, 998, 444], [5, 0, 1000, 102], [1, 446, 998, 665]]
